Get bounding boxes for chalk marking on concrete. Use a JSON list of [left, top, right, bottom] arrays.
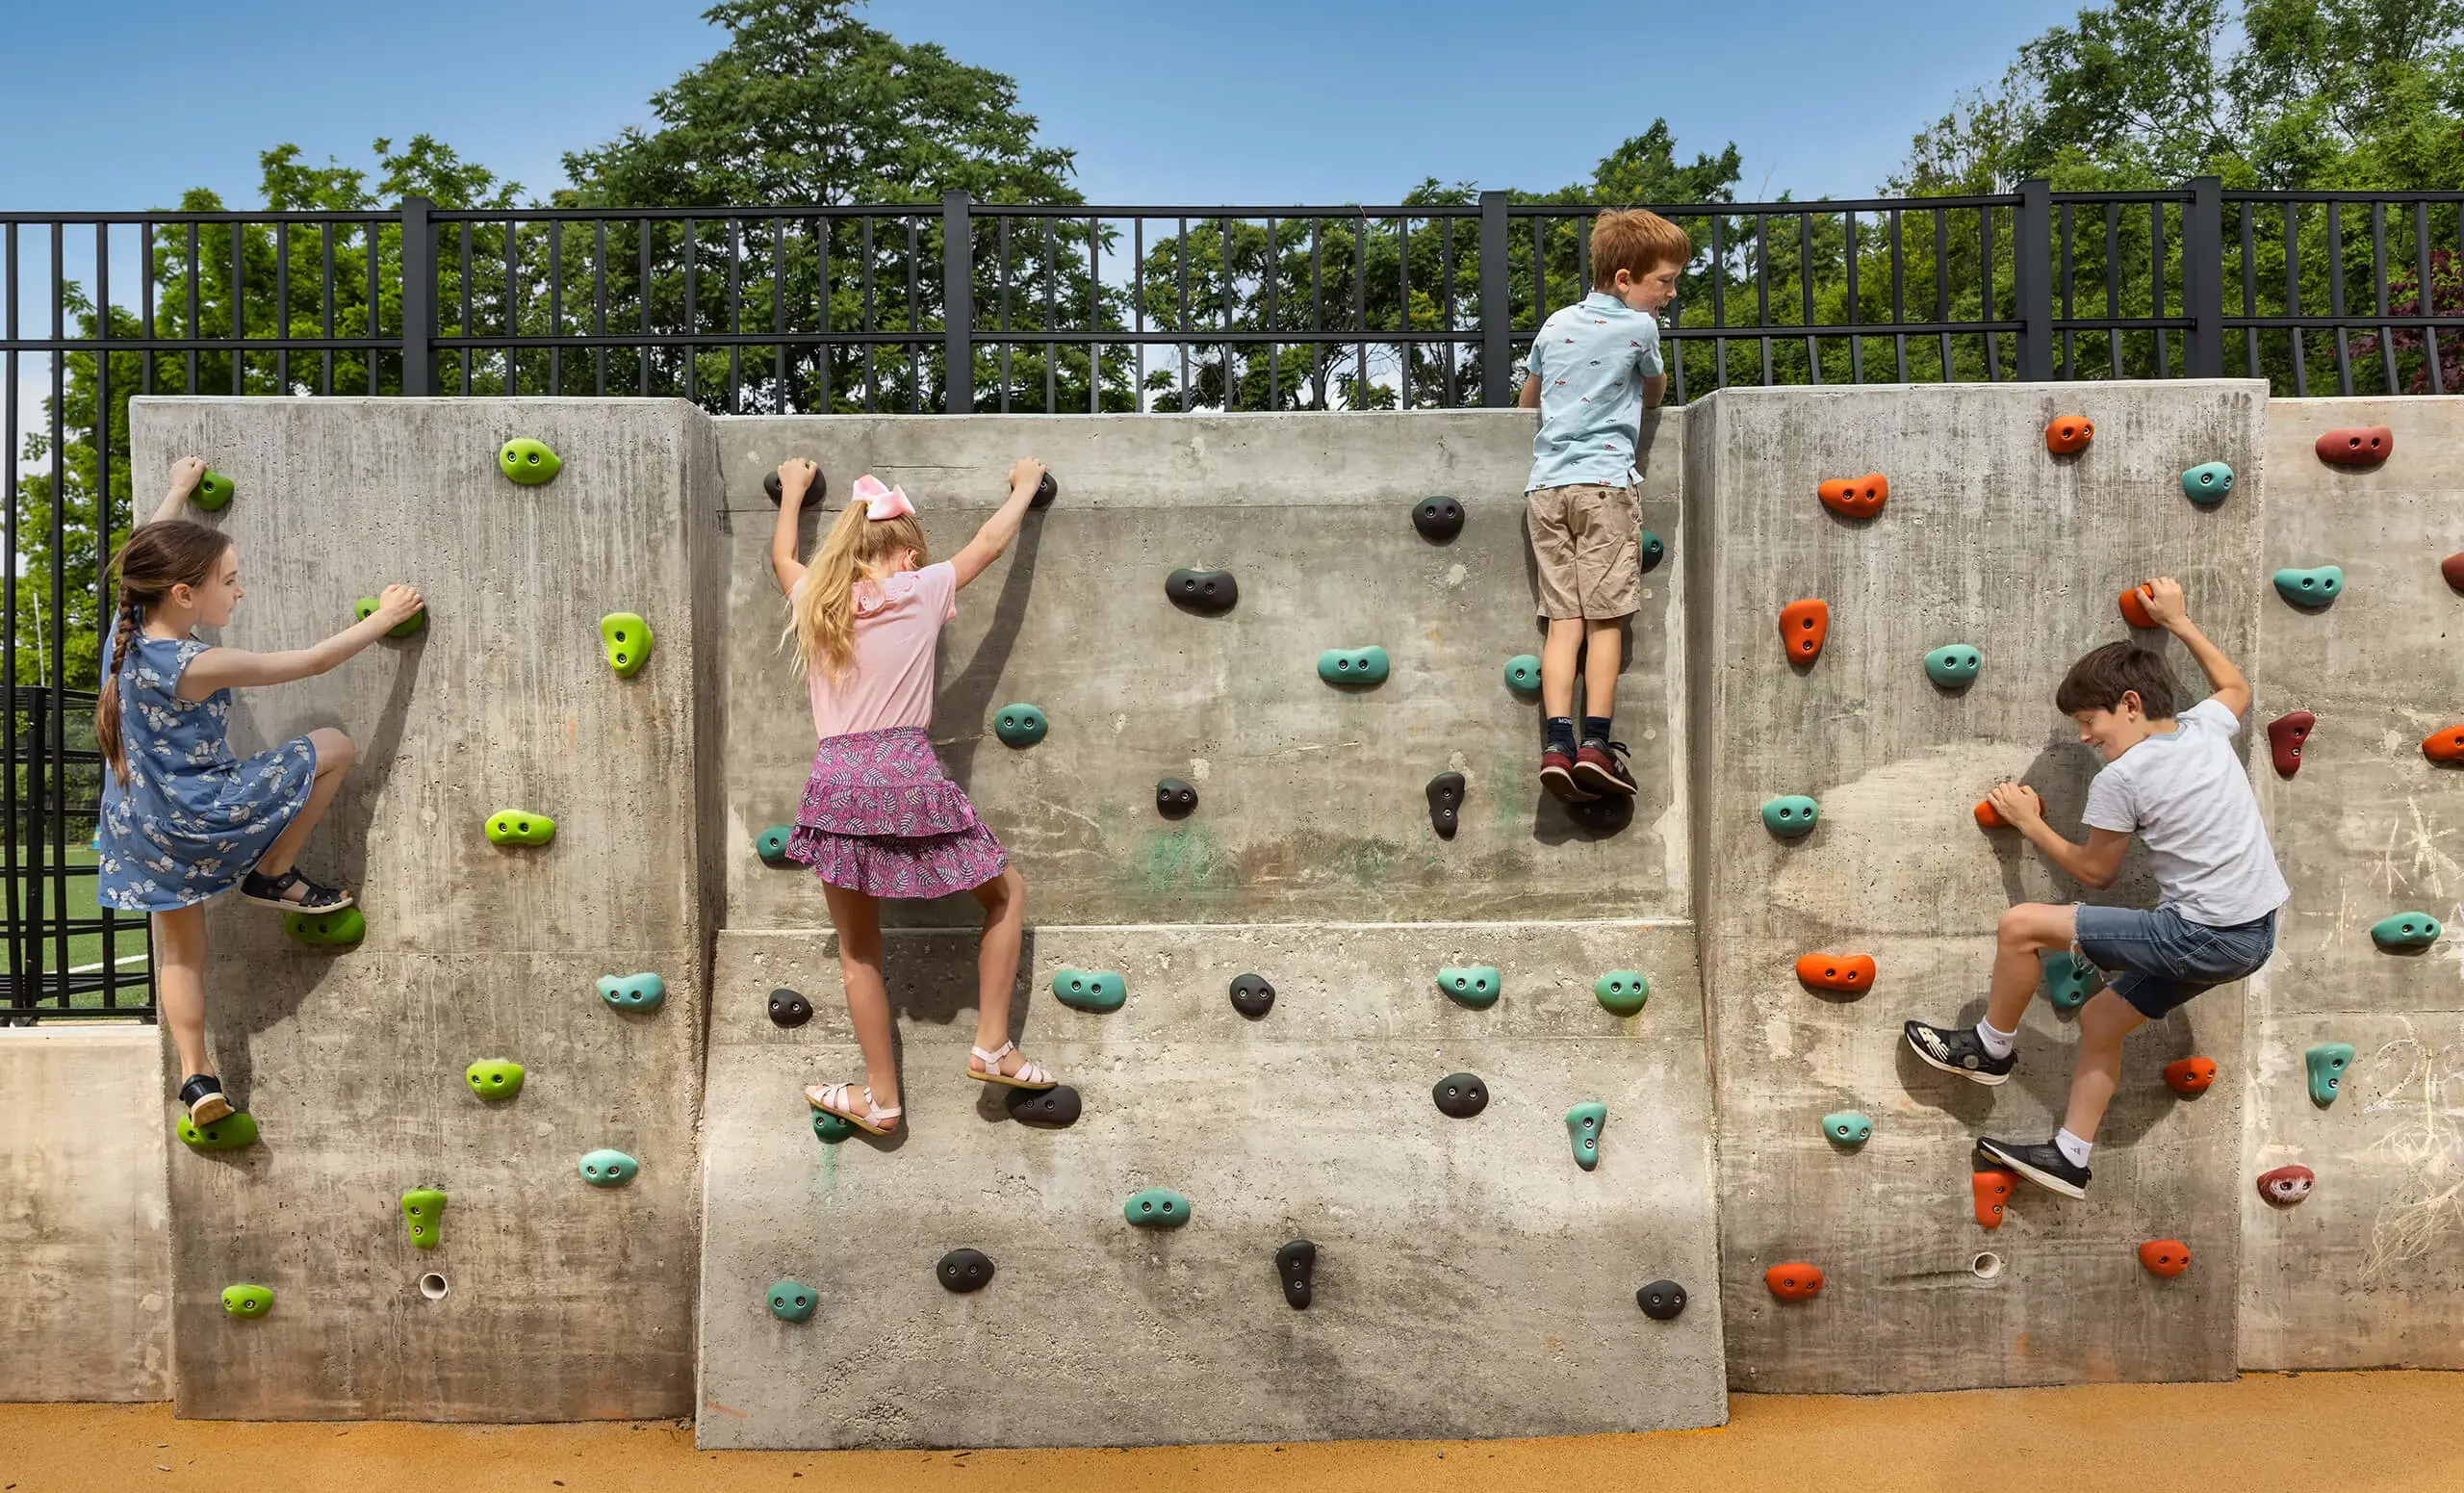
[[2359, 1020, 2464, 1287]]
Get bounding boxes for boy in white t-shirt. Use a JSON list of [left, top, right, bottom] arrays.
[[1903, 577, 2288, 1197]]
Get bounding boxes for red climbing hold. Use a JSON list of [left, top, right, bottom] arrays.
[[2044, 415, 2094, 454], [2257, 1164, 2315, 1206], [1764, 1263, 1825, 1301], [2118, 583, 2157, 629], [1974, 798, 2007, 828], [2164, 1056, 2217, 1095], [2444, 552, 2464, 592], [1817, 474, 1889, 520], [1780, 600, 1830, 663], [2267, 710, 2315, 778], [2314, 425, 2393, 467], [1794, 953, 1876, 993], [1972, 1169, 2015, 1229], [2425, 725, 2464, 763], [2138, 1240, 2192, 1277]]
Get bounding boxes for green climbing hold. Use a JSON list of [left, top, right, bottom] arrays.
[[2272, 566, 2344, 608], [498, 437, 561, 486], [2306, 1043, 2354, 1106], [2181, 461, 2235, 503], [1437, 965, 1502, 1008], [1123, 1188, 1192, 1227], [1051, 968, 1127, 1013], [599, 612, 652, 676], [1761, 795, 1819, 838], [484, 810, 555, 846], [354, 596, 425, 638], [220, 1283, 272, 1318], [1593, 970, 1650, 1017], [177, 1110, 259, 1151], [812, 1109, 856, 1143], [1923, 644, 1982, 687], [1317, 646, 1390, 686], [767, 1280, 817, 1322], [1565, 1102, 1606, 1171], [993, 703, 1048, 747], [597, 972, 665, 1011], [754, 825, 794, 864], [283, 908, 364, 948], [464, 1059, 525, 1101], [2371, 912, 2442, 950], [2041, 949, 2099, 1012], [192, 468, 236, 511], [1502, 655, 1542, 695], [578, 1148, 638, 1187], [400, 1188, 446, 1249], [1639, 529, 1666, 572], [1820, 1111, 1873, 1147]]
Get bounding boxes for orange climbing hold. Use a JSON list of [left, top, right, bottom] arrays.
[[1764, 1263, 1825, 1301], [2314, 425, 2393, 466], [2044, 415, 2094, 454], [2118, 583, 2157, 629], [1972, 1169, 2015, 1229], [1817, 474, 1889, 520], [1795, 953, 1876, 993], [1974, 797, 2007, 828], [1780, 600, 1830, 663], [2138, 1239, 2191, 1277], [2425, 725, 2464, 763], [2164, 1056, 2217, 1095]]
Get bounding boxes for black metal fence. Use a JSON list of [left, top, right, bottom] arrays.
[[6, 177, 2459, 1019]]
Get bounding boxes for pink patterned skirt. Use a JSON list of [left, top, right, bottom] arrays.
[[786, 726, 1010, 898]]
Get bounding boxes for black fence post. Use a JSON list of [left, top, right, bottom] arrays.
[[942, 190, 973, 415], [1479, 191, 1511, 406], [2014, 179, 2053, 382], [2182, 176, 2224, 379], [399, 196, 438, 396]]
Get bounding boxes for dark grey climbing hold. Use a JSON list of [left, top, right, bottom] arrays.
[[768, 989, 812, 1028], [1166, 568, 1239, 614], [1412, 496, 1464, 542], [1276, 1239, 1317, 1309], [1229, 972, 1275, 1019], [1639, 529, 1666, 572], [1635, 1279, 1687, 1321], [1005, 1084, 1082, 1127], [937, 1248, 995, 1294], [1432, 1070, 1488, 1119], [1156, 778, 1198, 819], [1426, 772, 1466, 837], [1031, 471, 1059, 508], [762, 469, 828, 506]]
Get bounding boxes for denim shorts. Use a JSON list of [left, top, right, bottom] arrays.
[[2072, 904, 2277, 1019]]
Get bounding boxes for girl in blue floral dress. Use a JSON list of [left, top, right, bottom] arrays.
[[96, 457, 423, 1125]]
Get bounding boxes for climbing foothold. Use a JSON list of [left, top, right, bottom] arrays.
[[812, 1109, 856, 1143], [2041, 950, 2099, 1012], [2314, 425, 2393, 467], [2445, 552, 2464, 592], [1923, 644, 1982, 688], [578, 1149, 638, 1188], [1761, 795, 1819, 838], [1165, 568, 1239, 614], [1565, 1101, 1607, 1170], [2306, 1043, 2354, 1106], [1425, 771, 1466, 838], [992, 703, 1048, 748], [767, 1281, 817, 1323], [192, 468, 237, 511], [2424, 725, 2464, 763], [762, 468, 828, 507], [1764, 1263, 1824, 1301], [1436, 965, 1502, 1009], [2268, 710, 2315, 777], [1155, 778, 1198, 819], [220, 1283, 272, 1318], [755, 825, 794, 864], [484, 810, 555, 846], [1816, 474, 1888, 519], [1974, 797, 2007, 828], [1972, 1169, 2015, 1228], [937, 1248, 995, 1294], [1276, 1240, 1317, 1309], [1005, 1084, 1081, 1127], [1794, 953, 1875, 995], [2044, 415, 2094, 454], [2164, 1056, 2217, 1095], [597, 972, 665, 1012], [1593, 971, 1650, 1017], [1411, 496, 1464, 542], [498, 437, 562, 485], [1317, 646, 1390, 686], [767, 988, 813, 1027], [1502, 654, 1543, 695], [464, 1059, 525, 1101], [177, 1110, 259, 1151], [2138, 1240, 2191, 1277], [353, 596, 426, 638], [2257, 1164, 2315, 1206], [1431, 1071, 1488, 1119], [1635, 1279, 1687, 1320], [283, 908, 365, 948], [400, 1188, 447, 1249], [2371, 913, 2442, 950], [1820, 1110, 1873, 1147], [1123, 1188, 1192, 1227], [598, 612, 652, 676], [1779, 600, 1830, 663], [2180, 461, 2235, 503], [1639, 528, 1666, 571], [1228, 973, 1275, 1019], [2118, 583, 2157, 629], [1051, 968, 1127, 1013], [2272, 566, 2344, 608], [1031, 471, 1060, 508]]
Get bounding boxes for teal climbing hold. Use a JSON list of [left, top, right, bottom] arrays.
[[754, 825, 794, 864], [578, 1149, 638, 1187], [283, 908, 364, 948], [400, 1188, 446, 1248], [1123, 1188, 1192, 1227], [220, 1283, 272, 1318], [192, 468, 236, 511], [1437, 965, 1502, 1008], [597, 972, 665, 1011], [2041, 949, 2099, 1012], [767, 1280, 817, 1322], [1051, 968, 1127, 1013], [599, 612, 652, 676], [1761, 795, 1819, 838], [1821, 1111, 1873, 1147], [485, 810, 555, 846], [1503, 655, 1542, 695], [354, 596, 425, 638], [2272, 566, 2344, 608], [993, 703, 1048, 747], [1565, 1102, 1607, 1171], [2371, 912, 2442, 950], [177, 1110, 259, 1151], [2306, 1043, 2354, 1106], [1923, 644, 1982, 687], [464, 1059, 525, 1101], [812, 1109, 855, 1143], [498, 437, 561, 485], [1593, 970, 1650, 1017], [1317, 646, 1390, 686], [2180, 461, 2235, 503], [1639, 529, 1666, 571]]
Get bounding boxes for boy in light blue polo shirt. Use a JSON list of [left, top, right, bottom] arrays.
[[1517, 207, 1691, 801]]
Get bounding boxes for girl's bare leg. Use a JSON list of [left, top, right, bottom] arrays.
[[821, 881, 899, 1114], [152, 903, 211, 1080], [252, 728, 354, 880], [967, 868, 1030, 1071]]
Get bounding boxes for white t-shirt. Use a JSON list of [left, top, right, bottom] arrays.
[[2081, 696, 2290, 927]]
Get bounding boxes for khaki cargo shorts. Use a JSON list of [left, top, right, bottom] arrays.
[[1526, 481, 1642, 621]]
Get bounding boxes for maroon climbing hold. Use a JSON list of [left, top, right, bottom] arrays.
[[2256, 1164, 2315, 1206], [2268, 710, 2315, 778], [2314, 425, 2393, 467], [2138, 1239, 2191, 1277], [2444, 552, 2464, 592], [2164, 1056, 2217, 1095]]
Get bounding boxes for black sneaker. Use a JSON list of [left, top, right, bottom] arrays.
[[1573, 739, 1637, 797], [1978, 1135, 2091, 1199], [1903, 1019, 2015, 1086], [178, 1073, 233, 1125], [241, 867, 353, 913]]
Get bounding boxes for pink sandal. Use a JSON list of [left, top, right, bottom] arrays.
[[805, 1082, 901, 1135], [965, 1041, 1057, 1091]]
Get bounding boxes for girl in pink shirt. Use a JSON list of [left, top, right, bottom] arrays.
[[770, 457, 1058, 1136]]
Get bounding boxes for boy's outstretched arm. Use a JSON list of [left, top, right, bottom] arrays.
[[1986, 782, 2131, 890], [2136, 575, 2249, 717], [949, 458, 1046, 590]]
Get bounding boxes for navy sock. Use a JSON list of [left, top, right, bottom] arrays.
[[1582, 715, 1612, 745], [1545, 717, 1577, 756]]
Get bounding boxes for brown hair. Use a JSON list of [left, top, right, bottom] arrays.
[[1591, 208, 1692, 290], [2055, 641, 2178, 720], [783, 500, 930, 681], [96, 520, 234, 785]]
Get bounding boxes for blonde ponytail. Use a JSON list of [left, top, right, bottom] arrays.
[[783, 502, 929, 682]]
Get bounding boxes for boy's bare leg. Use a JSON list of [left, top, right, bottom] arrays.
[[153, 903, 211, 1080], [2062, 990, 2144, 1141], [1580, 620, 1622, 721], [1540, 616, 1586, 719], [820, 882, 900, 1115], [1984, 901, 2077, 1033]]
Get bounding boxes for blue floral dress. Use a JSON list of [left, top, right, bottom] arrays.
[[95, 631, 317, 912]]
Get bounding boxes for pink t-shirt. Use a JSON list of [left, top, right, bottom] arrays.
[[797, 560, 958, 740]]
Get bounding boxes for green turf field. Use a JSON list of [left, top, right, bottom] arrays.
[[5, 844, 153, 1013]]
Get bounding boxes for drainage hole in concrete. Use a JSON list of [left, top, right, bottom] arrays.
[[420, 1273, 449, 1300], [1971, 1252, 2004, 1280]]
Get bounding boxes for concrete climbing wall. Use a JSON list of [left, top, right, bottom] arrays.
[[1685, 381, 2266, 1392], [132, 398, 719, 1420], [2241, 397, 2464, 1368]]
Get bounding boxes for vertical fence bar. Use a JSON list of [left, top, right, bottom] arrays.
[[2182, 177, 2222, 379], [941, 191, 971, 414], [399, 197, 437, 396], [1479, 192, 1508, 405], [2015, 180, 2052, 381], [2418, 201, 2444, 395]]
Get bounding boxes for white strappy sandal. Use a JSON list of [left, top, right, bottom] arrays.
[[805, 1081, 902, 1136], [965, 1041, 1058, 1091]]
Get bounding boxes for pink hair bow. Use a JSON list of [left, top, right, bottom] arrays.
[[850, 474, 914, 521]]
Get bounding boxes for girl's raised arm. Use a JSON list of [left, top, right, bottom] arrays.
[[949, 459, 1046, 590], [769, 458, 821, 596], [178, 583, 424, 700], [145, 457, 208, 528]]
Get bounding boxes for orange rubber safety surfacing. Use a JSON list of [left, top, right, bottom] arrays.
[[2138, 1240, 2192, 1277], [2425, 725, 2464, 763], [1795, 953, 1876, 992], [1780, 599, 1830, 663], [1972, 1169, 2015, 1229], [2314, 425, 2393, 466], [2118, 583, 2157, 629], [1817, 474, 1888, 519], [1764, 1263, 1825, 1300], [2045, 415, 2094, 453], [2164, 1056, 2217, 1095], [1974, 797, 2007, 828]]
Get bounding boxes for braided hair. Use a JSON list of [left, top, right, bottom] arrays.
[[96, 520, 232, 785]]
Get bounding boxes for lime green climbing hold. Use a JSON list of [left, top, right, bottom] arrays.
[[354, 596, 425, 638], [767, 1280, 817, 1322], [754, 825, 794, 864], [1593, 970, 1650, 1017], [485, 810, 555, 846], [498, 437, 561, 486], [283, 908, 364, 948], [599, 612, 652, 676], [1503, 655, 1542, 695], [192, 468, 236, 511], [1051, 968, 1126, 1013], [578, 1149, 638, 1187], [2371, 912, 2441, 950], [220, 1283, 272, 1318], [1123, 1188, 1191, 1227], [598, 972, 664, 1011], [1317, 646, 1389, 686], [2041, 949, 2099, 1012], [1820, 1111, 1873, 1147], [1437, 965, 1502, 1008], [2180, 461, 2235, 503], [1565, 1102, 1606, 1171], [400, 1189, 446, 1248], [812, 1109, 855, 1143], [2273, 566, 2343, 608], [993, 703, 1048, 747], [464, 1059, 525, 1101], [2307, 1043, 2354, 1106], [177, 1110, 259, 1151], [1923, 644, 1982, 687], [1761, 795, 1819, 837]]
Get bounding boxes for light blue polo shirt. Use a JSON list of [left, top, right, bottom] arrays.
[[1525, 291, 1665, 492]]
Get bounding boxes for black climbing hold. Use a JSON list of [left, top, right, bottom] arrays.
[[1639, 528, 1666, 572], [767, 988, 812, 1028], [762, 468, 828, 506], [1412, 496, 1464, 542], [1563, 793, 1632, 836], [1005, 1084, 1081, 1127], [1229, 972, 1276, 1019], [1425, 771, 1466, 838], [1031, 471, 1059, 508], [1636, 1279, 1687, 1321], [937, 1248, 995, 1294], [1156, 778, 1199, 819], [1166, 568, 1239, 614], [1432, 1070, 1488, 1119], [1276, 1239, 1317, 1309]]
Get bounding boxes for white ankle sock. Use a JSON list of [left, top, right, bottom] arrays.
[[1973, 1019, 2017, 1060], [2055, 1128, 2092, 1167]]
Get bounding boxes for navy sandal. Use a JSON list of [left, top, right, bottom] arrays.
[[240, 867, 353, 913]]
